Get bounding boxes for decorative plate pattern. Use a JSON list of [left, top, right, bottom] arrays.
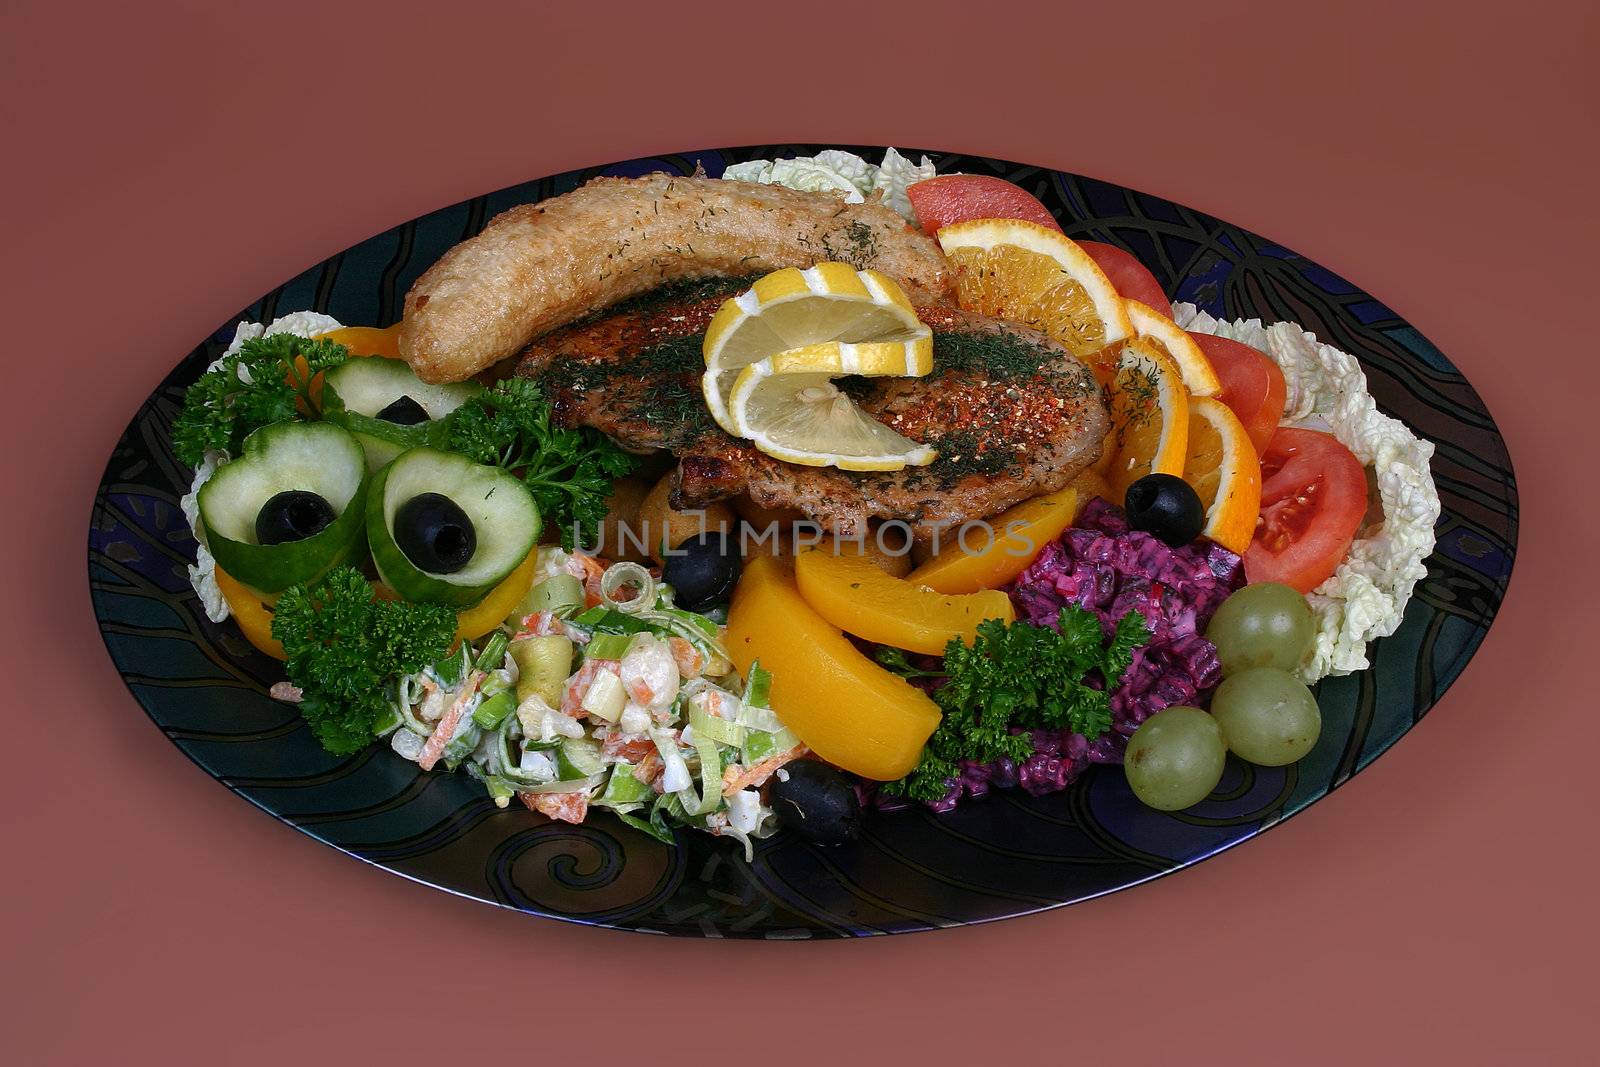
[[88, 146, 1517, 937]]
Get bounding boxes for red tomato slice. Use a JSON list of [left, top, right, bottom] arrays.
[[1190, 333, 1287, 455], [1076, 240, 1171, 318], [906, 175, 1061, 234], [1244, 428, 1367, 593]]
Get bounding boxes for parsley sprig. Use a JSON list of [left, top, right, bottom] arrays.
[[882, 606, 1149, 802], [173, 333, 349, 465], [272, 568, 456, 754], [444, 378, 639, 548]]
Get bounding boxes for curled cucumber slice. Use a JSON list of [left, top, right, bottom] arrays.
[[322, 356, 481, 472], [198, 421, 368, 594], [367, 447, 540, 608]]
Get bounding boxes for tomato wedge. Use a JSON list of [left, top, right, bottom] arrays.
[[906, 174, 1061, 234], [1244, 428, 1367, 593], [1076, 240, 1170, 317], [1191, 333, 1286, 455]]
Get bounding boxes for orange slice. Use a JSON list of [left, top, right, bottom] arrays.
[[1104, 337, 1189, 503], [936, 219, 1132, 372], [1184, 396, 1261, 554], [1124, 300, 1221, 397]]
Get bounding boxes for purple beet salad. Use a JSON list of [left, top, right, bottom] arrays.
[[897, 498, 1243, 812]]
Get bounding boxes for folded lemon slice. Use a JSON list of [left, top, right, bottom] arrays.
[[765, 336, 933, 377], [702, 263, 930, 435], [728, 361, 936, 471]]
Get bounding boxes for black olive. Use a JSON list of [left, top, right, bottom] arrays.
[[1124, 473, 1206, 547], [375, 395, 430, 425], [769, 761, 861, 845], [255, 490, 336, 546], [661, 532, 741, 612], [394, 493, 477, 573]]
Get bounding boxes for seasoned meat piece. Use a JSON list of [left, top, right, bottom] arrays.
[[400, 174, 954, 384], [517, 283, 1108, 537]]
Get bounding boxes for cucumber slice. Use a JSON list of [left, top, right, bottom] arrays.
[[197, 421, 368, 594], [368, 447, 540, 607], [597, 764, 654, 806], [322, 357, 481, 473], [555, 737, 605, 780]]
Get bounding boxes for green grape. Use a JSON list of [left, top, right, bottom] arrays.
[[1210, 667, 1321, 766], [1124, 706, 1227, 811], [1206, 582, 1315, 676]]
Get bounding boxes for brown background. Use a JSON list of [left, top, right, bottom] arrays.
[[3, 1, 1596, 1063]]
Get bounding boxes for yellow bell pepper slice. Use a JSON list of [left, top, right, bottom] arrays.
[[453, 548, 540, 645], [317, 324, 403, 359], [213, 566, 287, 660]]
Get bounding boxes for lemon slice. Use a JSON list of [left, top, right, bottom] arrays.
[[1124, 299, 1221, 397], [766, 337, 933, 377], [1184, 396, 1261, 553], [1104, 337, 1190, 501], [728, 362, 936, 471], [701, 263, 930, 435], [935, 219, 1132, 370]]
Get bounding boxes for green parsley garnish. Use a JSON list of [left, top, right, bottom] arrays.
[[173, 333, 349, 466], [272, 568, 456, 755], [884, 606, 1150, 802], [444, 377, 639, 548]]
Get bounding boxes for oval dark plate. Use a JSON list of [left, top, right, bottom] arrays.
[[88, 146, 1517, 937]]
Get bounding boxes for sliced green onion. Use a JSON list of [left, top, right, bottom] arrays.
[[441, 720, 482, 769], [372, 704, 403, 737], [735, 699, 783, 734], [597, 764, 654, 806], [574, 607, 652, 636], [741, 726, 800, 767], [742, 729, 777, 765], [395, 678, 433, 736], [743, 659, 772, 708], [429, 647, 464, 686], [481, 773, 514, 807], [599, 562, 655, 614], [662, 607, 719, 639], [634, 608, 729, 660], [585, 632, 637, 661], [614, 811, 676, 844], [474, 631, 510, 672], [514, 573, 584, 621], [472, 690, 516, 730], [689, 730, 724, 816], [518, 772, 606, 795], [479, 671, 512, 699], [689, 705, 744, 748], [578, 669, 626, 723]]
